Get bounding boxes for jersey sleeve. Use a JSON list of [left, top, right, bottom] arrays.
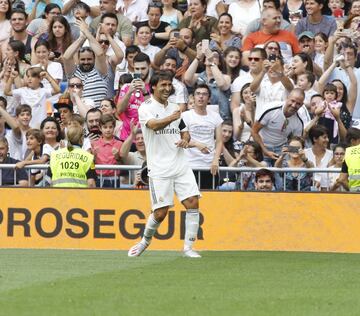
[[138, 103, 154, 127]]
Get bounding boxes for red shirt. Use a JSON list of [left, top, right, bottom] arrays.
[[92, 137, 123, 176], [242, 30, 301, 62]]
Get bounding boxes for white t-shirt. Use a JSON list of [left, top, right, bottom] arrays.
[[138, 44, 161, 62], [254, 74, 289, 120], [5, 129, 28, 161], [12, 87, 52, 128], [181, 109, 223, 167], [304, 148, 333, 188], [117, 0, 149, 22], [168, 78, 189, 105], [228, 0, 262, 35], [138, 97, 189, 178], [231, 70, 253, 93]]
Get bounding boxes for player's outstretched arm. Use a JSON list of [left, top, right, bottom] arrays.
[[146, 110, 181, 131]]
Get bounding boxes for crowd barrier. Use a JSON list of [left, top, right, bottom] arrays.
[[0, 164, 341, 191], [0, 188, 359, 253]]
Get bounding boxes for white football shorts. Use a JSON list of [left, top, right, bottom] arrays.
[[148, 167, 200, 211]]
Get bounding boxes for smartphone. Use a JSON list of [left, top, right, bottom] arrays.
[[268, 54, 277, 62], [133, 73, 141, 80], [53, 52, 61, 58], [286, 146, 299, 153], [53, 112, 61, 123], [173, 31, 180, 38], [201, 39, 209, 53]]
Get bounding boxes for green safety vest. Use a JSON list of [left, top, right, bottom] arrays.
[[50, 147, 94, 188], [344, 144, 360, 190]]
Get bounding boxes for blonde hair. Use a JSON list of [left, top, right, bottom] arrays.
[[66, 125, 84, 149]]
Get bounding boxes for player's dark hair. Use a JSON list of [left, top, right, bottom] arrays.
[[149, 71, 173, 93]]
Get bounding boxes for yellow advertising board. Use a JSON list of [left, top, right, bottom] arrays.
[[0, 188, 360, 253]]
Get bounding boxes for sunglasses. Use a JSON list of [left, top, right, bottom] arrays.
[[69, 83, 83, 88], [99, 40, 110, 45], [248, 57, 261, 62]]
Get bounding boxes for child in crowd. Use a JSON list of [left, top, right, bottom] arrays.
[[4, 67, 61, 128], [15, 129, 47, 186], [99, 98, 123, 138], [0, 104, 32, 160], [296, 71, 318, 109], [314, 33, 328, 70], [91, 114, 123, 188]]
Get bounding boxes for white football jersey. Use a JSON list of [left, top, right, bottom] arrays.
[[138, 97, 189, 178]]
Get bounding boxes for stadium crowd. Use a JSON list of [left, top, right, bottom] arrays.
[[0, 0, 359, 191]]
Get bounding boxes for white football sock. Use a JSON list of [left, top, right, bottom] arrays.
[[141, 213, 160, 245], [184, 209, 200, 251]]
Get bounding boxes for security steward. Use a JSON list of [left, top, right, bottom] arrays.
[[334, 128, 360, 192], [50, 125, 97, 188]]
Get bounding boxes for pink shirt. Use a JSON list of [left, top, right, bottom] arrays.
[[92, 137, 123, 176], [119, 83, 151, 141]]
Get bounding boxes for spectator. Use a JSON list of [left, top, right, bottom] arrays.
[[230, 48, 266, 113], [223, 47, 242, 83], [28, 0, 63, 20], [136, 3, 171, 48], [90, 0, 133, 47], [27, 4, 61, 39], [229, 141, 267, 190], [263, 40, 283, 60], [184, 46, 231, 120], [242, 8, 301, 64], [252, 88, 305, 165], [85, 107, 102, 142], [244, 0, 292, 37], [114, 45, 141, 90], [209, 13, 241, 52], [182, 83, 223, 189], [67, 76, 95, 117], [0, 0, 11, 48], [1, 40, 30, 88], [296, 71, 317, 109], [287, 52, 314, 83], [15, 128, 46, 186], [160, 56, 189, 111], [135, 25, 161, 62], [116, 0, 148, 22], [153, 28, 196, 79], [233, 83, 255, 143], [54, 95, 74, 134], [0, 9, 31, 64], [91, 114, 122, 187], [254, 168, 275, 191], [63, 19, 109, 107], [295, 0, 337, 37], [329, 143, 347, 191], [250, 52, 294, 119], [160, 0, 184, 29], [99, 98, 122, 136], [4, 67, 60, 128], [68, 2, 91, 39], [178, 0, 217, 49], [228, 0, 262, 37], [0, 136, 28, 186], [304, 124, 333, 190], [275, 135, 314, 191], [282, 0, 307, 25], [116, 52, 151, 141], [314, 32, 328, 69], [0, 103, 31, 160], [120, 123, 146, 186]]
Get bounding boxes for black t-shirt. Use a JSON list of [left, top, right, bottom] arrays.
[[1, 157, 28, 185], [135, 21, 170, 48], [342, 160, 348, 173]]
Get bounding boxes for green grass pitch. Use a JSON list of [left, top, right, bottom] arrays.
[[1, 249, 360, 315]]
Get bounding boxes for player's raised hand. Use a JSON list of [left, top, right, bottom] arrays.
[[170, 110, 181, 121]]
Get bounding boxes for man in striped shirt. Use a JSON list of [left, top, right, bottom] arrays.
[[63, 18, 109, 107]]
